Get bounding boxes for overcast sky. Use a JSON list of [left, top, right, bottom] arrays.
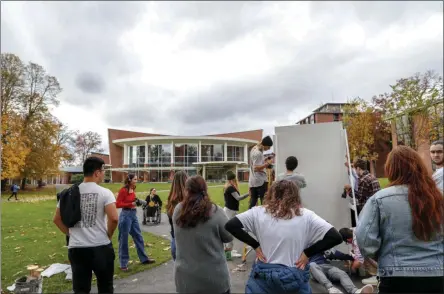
[[2, 1, 443, 152]]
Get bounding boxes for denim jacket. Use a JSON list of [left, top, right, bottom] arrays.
[[245, 261, 311, 294], [356, 185, 443, 277]]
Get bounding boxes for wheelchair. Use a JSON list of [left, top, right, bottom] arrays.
[[142, 204, 162, 225]]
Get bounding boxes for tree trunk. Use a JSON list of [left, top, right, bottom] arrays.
[[1, 179, 7, 191], [38, 179, 43, 188], [21, 177, 27, 190]]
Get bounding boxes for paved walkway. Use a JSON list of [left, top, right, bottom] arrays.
[[92, 209, 366, 293]]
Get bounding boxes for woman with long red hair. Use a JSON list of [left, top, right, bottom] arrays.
[[356, 146, 443, 293]]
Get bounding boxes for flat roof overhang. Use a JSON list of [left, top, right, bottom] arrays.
[[192, 161, 248, 166], [109, 166, 198, 172], [112, 136, 258, 146]]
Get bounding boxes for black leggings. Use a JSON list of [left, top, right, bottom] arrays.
[[379, 276, 444, 293]]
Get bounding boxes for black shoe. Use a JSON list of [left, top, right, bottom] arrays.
[[142, 259, 156, 265]]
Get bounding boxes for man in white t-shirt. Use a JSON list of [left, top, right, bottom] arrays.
[[53, 157, 118, 294], [430, 140, 443, 194], [248, 136, 273, 209]]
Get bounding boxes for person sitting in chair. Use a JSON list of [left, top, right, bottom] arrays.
[[143, 188, 162, 224]]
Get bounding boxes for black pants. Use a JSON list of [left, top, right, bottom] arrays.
[[379, 276, 444, 293], [8, 192, 17, 200], [350, 206, 362, 227], [249, 182, 268, 209], [68, 243, 115, 294]]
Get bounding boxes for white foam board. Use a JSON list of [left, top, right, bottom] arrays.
[[275, 122, 351, 249]]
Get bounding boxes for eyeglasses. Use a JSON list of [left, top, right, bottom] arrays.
[[431, 150, 443, 154]]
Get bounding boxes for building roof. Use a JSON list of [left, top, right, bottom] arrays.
[[312, 102, 348, 113], [112, 135, 259, 146], [59, 166, 83, 173], [296, 102, 348, 124]]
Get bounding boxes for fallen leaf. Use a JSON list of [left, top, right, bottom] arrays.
[[145, 243, 153, 247], [132, 278, 138, 282], [163, 246, 171, 251], [128, 260, 133, 265]]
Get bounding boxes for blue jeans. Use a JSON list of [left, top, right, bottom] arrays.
[[171, 236, 176, 261], [118, 209, 149, 268]]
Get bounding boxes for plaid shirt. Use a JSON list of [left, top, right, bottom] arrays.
[[355, 170, 380, 208]]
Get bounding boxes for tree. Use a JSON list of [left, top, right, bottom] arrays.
[[56, 125, 78, 166], [1, 53, 25, 116], [373, 71, 443, 149], [343, 97, 391, 162], [74, 131, 104, 164]]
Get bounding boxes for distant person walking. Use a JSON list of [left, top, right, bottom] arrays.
[[166, 170, 188, 261], [53, 157, 119, 294], [8, 183, 20, 201], [356, 146, 444, 293], [225, 180, 342, 293], [277, 156, 307, 189], [173, 175, 233, 293], [116, 174, 155, 271], [430, 139, 443, 193], [248, 136, 273, 209]]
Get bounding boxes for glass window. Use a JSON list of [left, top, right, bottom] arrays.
[[161, 144, 172, 166], [201, 144, 224, 162], [148, 145, 161, 167], [227, 146, 244, 161], [175, 143, 198, 166]]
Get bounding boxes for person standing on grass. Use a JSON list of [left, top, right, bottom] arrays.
[[173, 175, 233, 294], [225, 180, 342, 294], [248, 136, 273, 209], [8, 183, 20, 201], [356, 146, 444, 293], [166, 170, 188, 261], [430, 139, 443, 193], [277, 156, 307, 189], [116, 174, 155, 272], [53, 156, 119, 294], [344, 159, 380, 216], [223, 171, 249, 258]]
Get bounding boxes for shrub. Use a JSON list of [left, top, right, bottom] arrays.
[[70, 174, 84, 184]]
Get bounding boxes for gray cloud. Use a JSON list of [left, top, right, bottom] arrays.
[[75, 72, 105, 94], [1, 1, 443, 140]]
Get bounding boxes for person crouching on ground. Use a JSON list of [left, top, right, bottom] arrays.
[[223, 171, 249, 259], [309, 248, 373, 294], [116, 174, 155, 271], [173, 175, 233, 294], [166, 170, 188, 261], [277, 156, 307, 189], [225, 180, 342, 294], [143, 188, 162, 225]]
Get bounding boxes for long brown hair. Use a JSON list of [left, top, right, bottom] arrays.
[[124, 174, 136, 191], [166, 171, 188, 217], [264, 180, 302, 219], [176, 175, 214, 228], [385, 146, 443, 241]]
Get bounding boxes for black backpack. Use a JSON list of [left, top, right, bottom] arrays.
[[59, 184, 81, 228]]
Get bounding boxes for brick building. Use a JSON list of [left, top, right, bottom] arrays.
[[107, 128, 263, 183], [296, 103, 391, 177]]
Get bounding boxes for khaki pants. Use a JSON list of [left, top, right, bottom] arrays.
[[223, 207, 237, 250]]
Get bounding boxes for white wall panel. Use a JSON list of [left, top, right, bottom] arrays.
[[275, 122, 351, 249]]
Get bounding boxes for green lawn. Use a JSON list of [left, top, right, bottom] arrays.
[[1, 201, 171, 293]]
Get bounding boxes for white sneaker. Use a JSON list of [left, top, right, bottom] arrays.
[[328, 287, 343, 293], [355, 284, 374, 293], [362, 276, 378, 285]]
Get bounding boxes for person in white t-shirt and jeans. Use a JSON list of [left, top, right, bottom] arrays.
[[225, 180, 343, 293], [248, 136, 273, 209], [53, 157, 119, 294], [430, 140, 443, 194]]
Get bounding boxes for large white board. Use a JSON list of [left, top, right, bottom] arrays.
[[275, 122, 351, 239]]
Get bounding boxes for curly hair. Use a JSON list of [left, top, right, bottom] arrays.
[[166, 171, 188, 217], [385, 146, 444, 241], [264, 180, 302, 219], [176, 175, 214, 228]]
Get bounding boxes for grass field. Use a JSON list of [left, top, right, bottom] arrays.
[[1, 200, 172, 293]]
